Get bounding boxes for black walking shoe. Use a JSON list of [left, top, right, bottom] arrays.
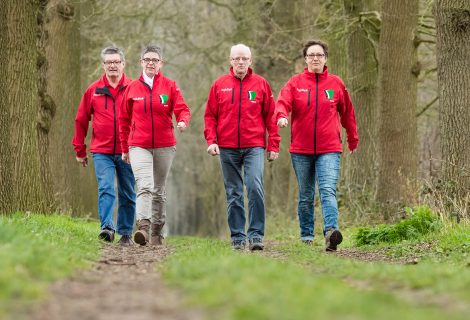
[[231, 240, 246, 250], [325, 229, 343, 252], [117, 235, 134, 246], [249, 238, 264, 251], [301, 239, 313, 245], [99, 228, 115, 243]]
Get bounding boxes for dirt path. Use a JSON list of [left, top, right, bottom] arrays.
[[32, 244, 202, 320]]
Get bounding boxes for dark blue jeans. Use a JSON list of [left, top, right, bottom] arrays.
[[92, 153, 136, 236], [291, 152, 341, 240], [219, 147, 265, 242]]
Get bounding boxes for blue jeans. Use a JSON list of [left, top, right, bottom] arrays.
[[92, 153, 136, 236], [219, 147, 265, 241], [291, 152, 341, 240]]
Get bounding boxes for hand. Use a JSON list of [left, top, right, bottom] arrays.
[[207, 144, 220, 156], [349, 149, 357, 154], [76, 156, 88, 167], [177, 121, 187, 132], [267, 151, 279, 161], [277, 118, 288, 128], [122, 153, 130, 164]]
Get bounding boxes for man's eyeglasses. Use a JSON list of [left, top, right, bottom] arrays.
[[103, 60, 122, 66], [142, 58, 161, 64], [231, 57, 250, 62], [306, 53, 325, 59]]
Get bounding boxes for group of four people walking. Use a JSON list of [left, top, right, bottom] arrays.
[[72, 40, 358, 252]]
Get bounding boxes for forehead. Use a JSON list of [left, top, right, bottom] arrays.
[[103, 53, 121, 61], [230, 47, 251, 58], [143, 51, 161, 59], [306, 45, 324, 53]]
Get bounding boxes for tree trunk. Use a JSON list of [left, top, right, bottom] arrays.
[[1, 0, 53, 213], [344, 0, 379, 196], [434, 0, 470, 205], [376, 0, 419, 214]]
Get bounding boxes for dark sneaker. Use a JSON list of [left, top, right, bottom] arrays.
[[231, 240, 246, 250], [325, 229, 343, 252], [134, 219, 150, 246], [302, 239, 313, 245], [249, 238, 264, 251], [117, 235, 134, 246], [99, 228, 115, 243]]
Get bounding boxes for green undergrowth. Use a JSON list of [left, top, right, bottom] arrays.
[[162, 237, 468, 320], [354, 206, 441, 246], [0, 213, 100, 318]]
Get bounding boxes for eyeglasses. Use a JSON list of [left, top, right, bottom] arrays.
[[103, 60, 122, 66], [142, 58, 161, 64], [231, 57, 250, 62], [306, 53, 325, 59]]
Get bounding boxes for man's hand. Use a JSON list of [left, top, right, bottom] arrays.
[[177, 121, 187, 132], [277, 118, 288, 128], [267, 151, 279, 161], [207, 144, 220, 156], [76, 156, 88, 167], [122, 153, 130, 164]]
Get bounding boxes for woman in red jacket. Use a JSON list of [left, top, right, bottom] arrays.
[[120, 45, 190, 246], [275, 40, 358, 251]]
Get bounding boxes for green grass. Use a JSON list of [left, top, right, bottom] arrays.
[[162, 235, 469, 320], [0, 213, 100, 317]]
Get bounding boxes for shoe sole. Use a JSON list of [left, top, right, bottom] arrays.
[[249, 244, 264, 251], [134, 231, 148, 246], [326, 230, 343, 252], [99, 231, 114, 242]]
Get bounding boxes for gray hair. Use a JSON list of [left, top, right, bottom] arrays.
[[230, 44, 251, 57], [100, 46, 125, 62], [141, 45, 163, 60]]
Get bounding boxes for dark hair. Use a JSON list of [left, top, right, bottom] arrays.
[[141, 44, 163, 60], [302, 40, 329, 58], [100, 46, 125, 62]]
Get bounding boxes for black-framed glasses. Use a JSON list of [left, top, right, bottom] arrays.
[[103, 60, 122, 66], [142, 58, 161, 64], [231, 57, 250, 62], [306, 53, 325, 59]]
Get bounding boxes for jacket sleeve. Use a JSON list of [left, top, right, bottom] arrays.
[[275, 78, 294, 122], [338, 83, 359, 151], [119, 85, 133, 153], [203, 83, 218, 146], [172, 82, 191, 125], [72, 87, 93, 158], [263, 81, 280, 152]]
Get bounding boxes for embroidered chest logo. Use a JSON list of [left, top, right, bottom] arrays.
[[159, 94, 169, 106], [248, 91, 257, 102], [324, 89, 334, 102], [132, 97, 144, 101]]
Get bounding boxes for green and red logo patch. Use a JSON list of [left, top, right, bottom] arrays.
[[159, 94, 169, 104], [324, 89, 334, 101], [248, 91, 257, 101]]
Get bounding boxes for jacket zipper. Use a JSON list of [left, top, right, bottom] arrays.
[[112, 98, 117, 154], [238, 79, 242, 148], [314, 74, 319, 154], [307, 89, 311, 107], [150, 92, 154, 148], [144, 96, 147, 113]]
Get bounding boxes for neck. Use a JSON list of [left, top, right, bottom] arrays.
[[107, 74, 121, 88], [235, 72, 247, 80]]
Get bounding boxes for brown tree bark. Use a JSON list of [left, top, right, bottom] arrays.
[[344, 0, 379, 195], [376, 0, 419, 214], [434, 0, 470, 204]]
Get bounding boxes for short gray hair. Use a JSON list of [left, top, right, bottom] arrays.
[[230, 44, 251, 57], [100, 46, 125, 62], [141, 45, 163, 60]]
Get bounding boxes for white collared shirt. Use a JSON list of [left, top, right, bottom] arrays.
[[143, 72, 157, 89]]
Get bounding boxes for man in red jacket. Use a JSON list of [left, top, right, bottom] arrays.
[[204, 44, 280, 251], [72, 46, 136, 246]]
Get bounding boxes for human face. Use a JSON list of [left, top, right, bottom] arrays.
[[102, 53, 125, 80], [140, 52, 162, 78], [230, 48, 252, 79], [305, 45, 327, 73]]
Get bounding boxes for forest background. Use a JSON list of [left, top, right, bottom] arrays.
[[0, 0, 468, 236]]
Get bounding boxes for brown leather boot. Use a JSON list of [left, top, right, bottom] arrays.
[[150, 222, 165, 245], [134, 219, 150, 246]]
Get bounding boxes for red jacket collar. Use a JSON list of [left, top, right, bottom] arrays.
[[303, 66, 329, 80], [101, 73, 130, 88], [230, 66, 253, 80]]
